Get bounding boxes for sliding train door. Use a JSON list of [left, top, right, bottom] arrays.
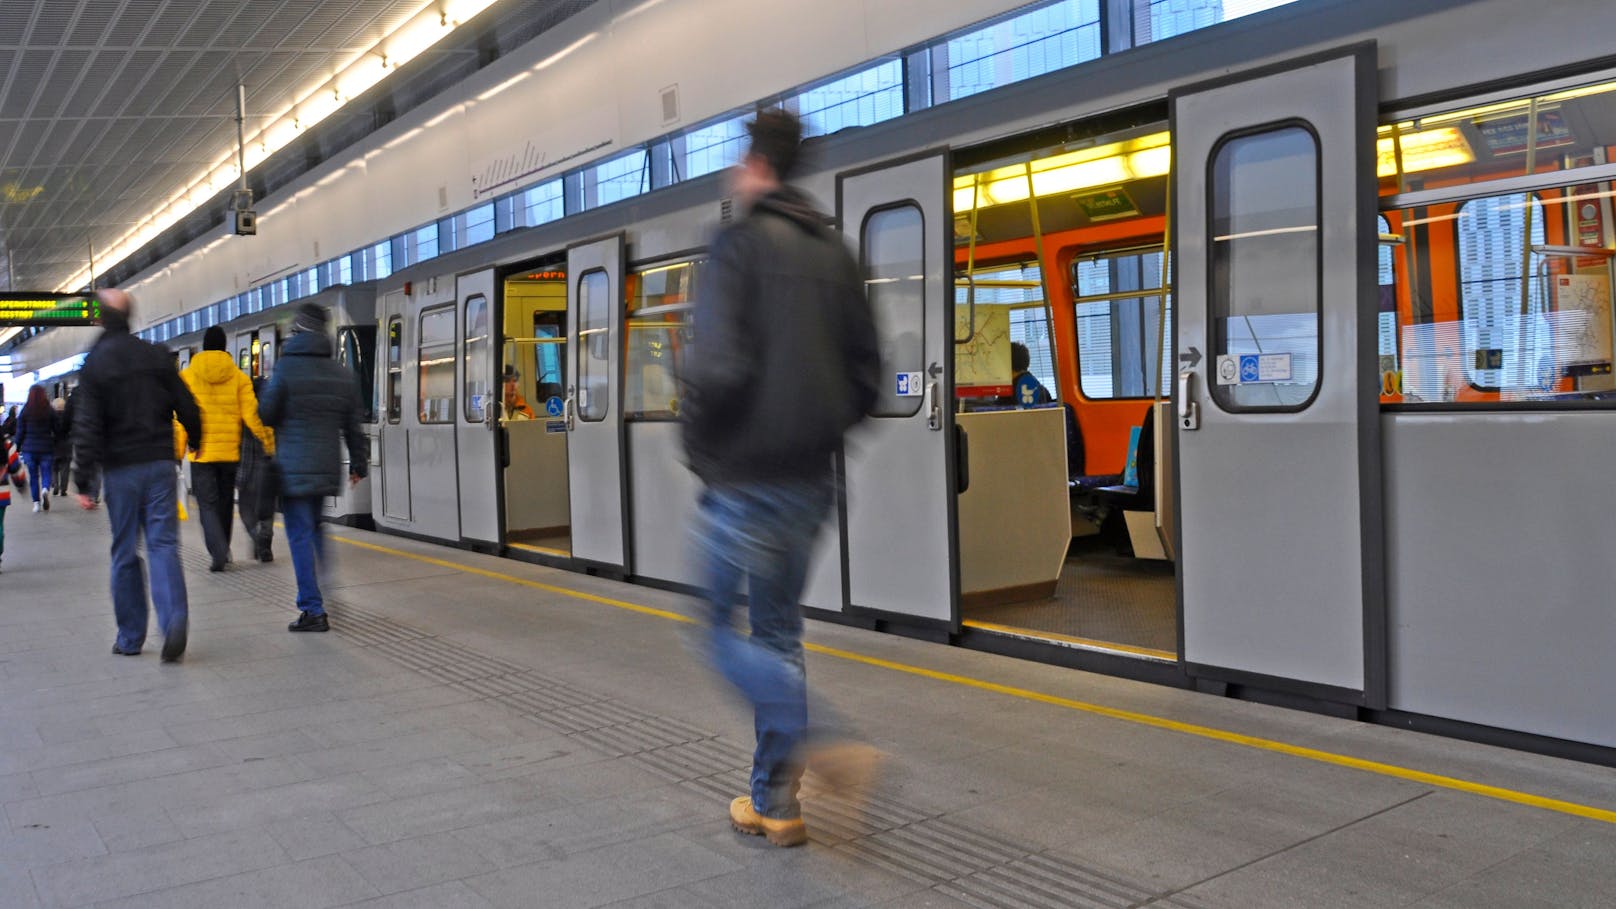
[[455, 269, 501, 546], [838, 152, 959, 627], [1172, 46, 1383, 702], [565, 234, 629, 571]]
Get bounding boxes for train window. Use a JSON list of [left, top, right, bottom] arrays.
[[1071, 249, 1171, 400], [463, 295, 491, 422], [1208, 125, 1321, 412], [956, 263, 1057, 399], [1132, 0, 1305, 45], [340, 325, 379, 424], [386, 318, 403, 423], [943, 0, 1101, 104], [520, 179, 564, 227], [418, 307, 456, 424], [576, 270, 611, 422], [260, 337, 275, 377], [626, 260, 703, 419], [796, 59, 904, 138], [862, 204, 926, 418]]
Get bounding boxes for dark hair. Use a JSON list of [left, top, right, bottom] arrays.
[[1011, 342, 1031, 374], [746, 108, 805, 181], [22, 385, 51, 420], [203, 325, 228, 352]]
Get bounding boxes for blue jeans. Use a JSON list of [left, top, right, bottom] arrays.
[[104, 461, 188, 652], [281, 495, 327, 615], [20, 454, 51, 502], [692, 474, 834, 820]]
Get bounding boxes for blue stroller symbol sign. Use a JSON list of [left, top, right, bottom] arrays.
[[1239, 355, 1261, 383]]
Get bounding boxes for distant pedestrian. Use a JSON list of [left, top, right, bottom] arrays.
[[259, 303, 367, 633], [14, 385, 59, 512], [682, 109, 883, 847], [237, 377, 277, 562], [1, 404, 16, 440], [180, 326, 275, 571], [0, 432, 27, 571], [73, 289, 202, 662], [50, 395, 74, 497]]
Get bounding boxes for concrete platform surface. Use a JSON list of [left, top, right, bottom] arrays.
[[1, 497, 1613, 908]]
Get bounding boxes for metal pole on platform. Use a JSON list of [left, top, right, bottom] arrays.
[[236, 83, 249, 195]]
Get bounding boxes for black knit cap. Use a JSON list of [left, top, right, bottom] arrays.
[[203, 325, 227, 351], [291, 302, 328, 334]]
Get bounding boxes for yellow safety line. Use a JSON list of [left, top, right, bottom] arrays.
[[962, 619, 1177, 661], [327, 531, 1616, 826]]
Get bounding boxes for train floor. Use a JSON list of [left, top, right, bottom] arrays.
[[963, 543, 1178, 656], [2, 498, 1614, 908]]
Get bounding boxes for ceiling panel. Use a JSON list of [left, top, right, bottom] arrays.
[[0, 0, 597, 294]]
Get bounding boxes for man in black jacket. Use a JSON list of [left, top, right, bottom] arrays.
[[74, 289, 202, 663], [682, 109, 882, 847], [259, 303, 367, 633]]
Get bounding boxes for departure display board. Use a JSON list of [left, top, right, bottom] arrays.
[[0, 293, 102, 326]]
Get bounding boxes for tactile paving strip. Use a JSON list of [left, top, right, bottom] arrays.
[[181, 548, 1213, 908]]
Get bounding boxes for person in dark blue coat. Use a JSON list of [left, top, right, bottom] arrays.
[[258, 303, 367, 632], [13, 385, 60, 512]]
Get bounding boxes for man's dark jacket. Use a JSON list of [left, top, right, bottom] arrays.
[[73, 313, 201, 495], [681, 186, 880, 483], [258, 331, 368, 498]]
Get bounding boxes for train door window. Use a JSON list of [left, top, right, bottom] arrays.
[[419, 307, 456, 423], [576, 271, 611, 421], [261, 336, 275, 377], [862, 204, 926, 417], [1457, 193, 1549, 391], [1072, 248, 1171, 399], [626, 259, 702, 419], [386, 318, 403, 423], [1208, 126, 1321, 411], [1377, 215, 1401, 400], [463, 295, 491, 422], [340, 325, 379, 423], [249, 337, 262, 378]]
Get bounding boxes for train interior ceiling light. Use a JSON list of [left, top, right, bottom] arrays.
[[52, 0, 505, 297], [953, 132, 1172, 211]]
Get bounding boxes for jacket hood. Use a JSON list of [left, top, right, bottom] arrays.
[[752, 186, 828, 234], [283, 331, 333, 358], [188, 349, 239, 384]]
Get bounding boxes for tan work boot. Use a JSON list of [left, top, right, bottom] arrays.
[[729, 796, 807, 847], [806, 741, 884, 794]]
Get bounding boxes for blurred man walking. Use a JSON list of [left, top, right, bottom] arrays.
[[259, 303, 367, 633], [682, 109, 883, 847], [74, 289, 202, 663]]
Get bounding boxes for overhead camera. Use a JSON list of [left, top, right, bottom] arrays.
[[231, 189, 257, 237]]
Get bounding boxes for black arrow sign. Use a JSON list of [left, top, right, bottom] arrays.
[[1179, 346, 1202, 368]]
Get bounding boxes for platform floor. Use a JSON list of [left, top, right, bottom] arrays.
[[2, 497, 1614, 908]]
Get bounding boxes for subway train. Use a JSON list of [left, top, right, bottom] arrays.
[[37, 0, 1613, 760]]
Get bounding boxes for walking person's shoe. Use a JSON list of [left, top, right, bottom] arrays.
[[288, 611, 329, 633], [160, 616, 187, 663], [729, 796, 807, 847], [31, 501, 39, 513], [111, 643, 140, 656], [40, 492, 48, 511]]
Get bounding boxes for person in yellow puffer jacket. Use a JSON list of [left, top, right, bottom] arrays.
[[179, 326, 275, 571]]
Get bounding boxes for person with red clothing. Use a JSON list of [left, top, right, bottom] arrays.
[[0, 431, 27, 571]]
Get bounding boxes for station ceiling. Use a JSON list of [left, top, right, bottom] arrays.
[[0, 0, 592, 296]]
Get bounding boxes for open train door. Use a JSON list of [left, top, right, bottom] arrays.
[[455, 268, 501, 547], [837, 152, 959, 628], [1171, 45, 1384, 705], [565, 234, 629, 572]]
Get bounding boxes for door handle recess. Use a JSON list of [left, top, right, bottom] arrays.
[[1178, 370, 1199, 431], [564, 388, 576, 430], [923, 379, 941, 431]]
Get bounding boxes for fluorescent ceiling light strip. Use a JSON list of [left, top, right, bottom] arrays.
[[56, 0, 504, 293]]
